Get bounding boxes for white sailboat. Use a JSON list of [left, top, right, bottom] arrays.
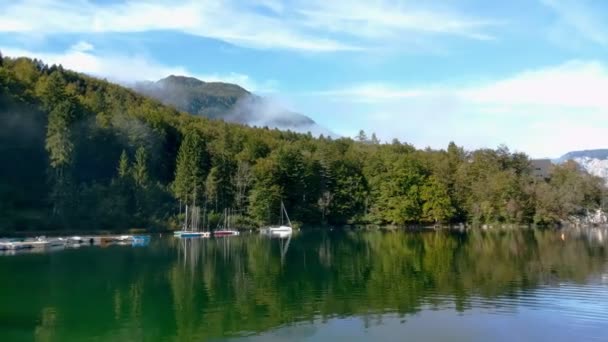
[[261, 201, 293, 236], [174, 204, 210, 238]]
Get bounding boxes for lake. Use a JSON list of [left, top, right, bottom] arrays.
[[1, 228, 607, 341]]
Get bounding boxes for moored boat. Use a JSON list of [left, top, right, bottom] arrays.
[[175, 204, 210, 239], [262, 201, 293, 236], [180, 232, 211, 238], [213, 230, 239, 237], [214, 208, 240, 237]]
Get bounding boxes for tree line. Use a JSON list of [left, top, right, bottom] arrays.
[[0, 55, 605, 232]]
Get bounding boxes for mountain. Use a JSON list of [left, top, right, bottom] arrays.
[[557, 149, 608, 182], [135, 75, 249, 119], [134, 75, 333, 136], [557, 149, 608, 163]]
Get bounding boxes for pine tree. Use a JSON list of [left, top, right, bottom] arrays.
[[133, 146, 148, 188], [173, 129, 207, 205], [118, 150, 130, 178], [371, 133, 380, 145], [43, 87, 75, 220], [356, 129, 368, 142], [46, 101, 75, 169], [36, 71, 67, 111]]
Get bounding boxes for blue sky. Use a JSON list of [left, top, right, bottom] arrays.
[[1, 0, 608, 157]]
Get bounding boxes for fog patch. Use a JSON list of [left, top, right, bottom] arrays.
[[228, 95, 336, 137]]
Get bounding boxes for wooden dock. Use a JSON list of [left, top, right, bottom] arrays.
[[0, 235, 150, 253]]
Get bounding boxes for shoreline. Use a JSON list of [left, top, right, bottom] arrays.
[[3, 223, 607, 238]]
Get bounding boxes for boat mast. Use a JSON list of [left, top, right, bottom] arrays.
[[202, 205, 207, 232], [192, 192, 197, 232], [184, 205, 189, 230], [283, 202, 292, 227]]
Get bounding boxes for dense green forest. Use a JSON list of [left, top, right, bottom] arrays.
[[0, 54, 605, 232]]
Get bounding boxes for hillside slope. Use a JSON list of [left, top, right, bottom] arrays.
[[134, 75, 332, 136], [135, 75, 249, 119]]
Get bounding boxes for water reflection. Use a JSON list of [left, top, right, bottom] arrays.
[[1, 227, 607, 341]]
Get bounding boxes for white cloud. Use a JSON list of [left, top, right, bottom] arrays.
[[0, 0, 497, 52], [313, 83, 435, 103], [2, 43, 189, 82], [304, 60, 608, 157], [71, 41, 94, 52], [296, 1, 498, 41], [1, 43, 275, 91], [461, 61, 608, 109]]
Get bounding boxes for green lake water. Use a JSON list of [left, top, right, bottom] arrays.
[[1, 228, 608, 341]]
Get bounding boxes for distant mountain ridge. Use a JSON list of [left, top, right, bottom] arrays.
[[557, 149, 608, 182], [134, 75, 333, 136], [557, 149, 608, 163]]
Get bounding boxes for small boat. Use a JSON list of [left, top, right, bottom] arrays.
[[214, 208, 239, 237], [132, 235, 152, 246], [0, 241, 20, 251], [271, 230, 292, 239], [67, 236, 84, 243], [180, 232, 211, 238], [47, 238, 67, 247], [175, 204, 210, 239], [267, 226, 292, 234], [262, 201, 293, 236], [116, 235, 133, 242], [213, 230, 239, 237], [67, 236, 95, 245], [29, 236, 51, 249]]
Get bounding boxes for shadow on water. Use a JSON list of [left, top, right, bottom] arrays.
[[0, 228, 607, 341]]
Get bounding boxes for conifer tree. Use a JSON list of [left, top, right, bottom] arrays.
[[46, 101, 75, 170], [173, 129, 207, 205], [371, 133, 380, 145], [118, 150, 130, 178], [356, 129, 368, 142], [133, 146, 148, 188]]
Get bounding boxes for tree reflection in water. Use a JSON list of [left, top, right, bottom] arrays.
[[0, 228, 606, 341]]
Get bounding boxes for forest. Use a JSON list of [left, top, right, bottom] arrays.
[[0, 54, 605, 232]]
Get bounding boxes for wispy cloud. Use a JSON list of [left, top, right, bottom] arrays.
[[303, 60, 608, 157], [296, 1, 498, 41], [541, 0, 608, 47], [2, 42, 276, 91], [0, 0, 498, 52]]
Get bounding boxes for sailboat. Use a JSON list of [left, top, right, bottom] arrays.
[[214, 208, 240, 237], [174, 204, 210, 238], [261, 201, 293, 236]]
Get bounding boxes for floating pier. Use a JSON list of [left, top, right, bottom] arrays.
[[0, 234, 151, 254]]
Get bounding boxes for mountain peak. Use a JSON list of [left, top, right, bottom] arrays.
[[133, 75, 333, 136], [159, 75, 205, 87]]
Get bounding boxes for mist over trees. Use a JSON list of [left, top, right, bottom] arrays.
[[0, 56, 605, 232]]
